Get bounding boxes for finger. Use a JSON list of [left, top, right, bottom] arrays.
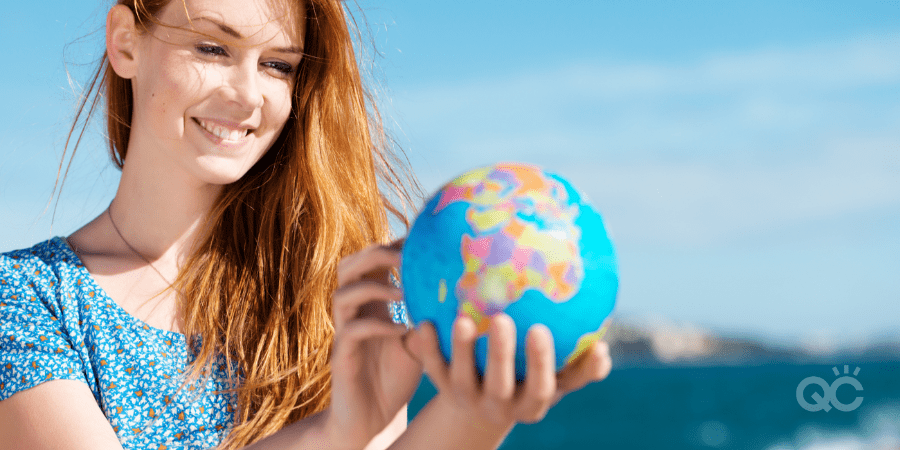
[[376, 238, 406, 283], [332, 282, 402, 330], [336, 244, 401, 287], [483, 314, 517, 405], [387, 238, 405, 251], [515, 324, 556, 423], [556, 341, 611, 394], [357, 300, 394, 323], [331, 318, 409, 366], [449, 315, 479, 401], [596, 341, 612, 379], [410, 321, 451, 392], [379, 240, 406, 286]]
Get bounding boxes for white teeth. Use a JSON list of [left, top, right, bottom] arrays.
[[198, 119, 249, 141]]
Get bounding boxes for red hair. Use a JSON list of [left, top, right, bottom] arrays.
[[58, 0, 420, 447]]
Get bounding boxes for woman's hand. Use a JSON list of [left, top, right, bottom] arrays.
[[326, 242, 422, 450], [407, 313, 612, 437]]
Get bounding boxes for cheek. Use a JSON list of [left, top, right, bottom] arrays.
[[266, 83, 295, 130], [152, 55, 219, 114]]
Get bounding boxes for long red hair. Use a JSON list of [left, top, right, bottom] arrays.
[[59, 0, 419, 447]]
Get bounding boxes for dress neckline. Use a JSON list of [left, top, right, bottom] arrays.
[[53, 236, 187, 341]]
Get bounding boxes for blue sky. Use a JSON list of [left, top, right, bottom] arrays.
[[1, 1, 898, 347]]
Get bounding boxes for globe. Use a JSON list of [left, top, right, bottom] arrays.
[[400, 162, 618, 380]]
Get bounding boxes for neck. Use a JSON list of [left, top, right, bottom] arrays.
[[111, 150, 223, 266]]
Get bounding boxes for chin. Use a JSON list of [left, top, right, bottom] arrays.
[[191, 157, 262, 187]]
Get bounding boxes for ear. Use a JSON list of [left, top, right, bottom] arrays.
[[106, 5, 141, 79]]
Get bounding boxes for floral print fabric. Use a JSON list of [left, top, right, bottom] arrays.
[[0, 237, 235, 449]]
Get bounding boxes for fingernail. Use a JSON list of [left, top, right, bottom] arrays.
[[455, 315, 475, 337], [491, 313, 516, 333], [458, 313, 476, 327], [529, 323, 551, 336]]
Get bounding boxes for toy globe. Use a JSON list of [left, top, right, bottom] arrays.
[[400, 162, 618, 380]]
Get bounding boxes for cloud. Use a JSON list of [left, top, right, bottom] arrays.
[[396, 33, 900, 247], [400, 32, 900, 104]]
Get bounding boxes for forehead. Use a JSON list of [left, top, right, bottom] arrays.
[[158, 0, 304, 46]]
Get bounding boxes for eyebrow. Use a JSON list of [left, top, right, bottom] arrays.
[[193, 17, 304, 54]]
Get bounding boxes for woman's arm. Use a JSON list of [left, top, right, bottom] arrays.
[[389, 395, 512, 450], [0, 241, 410, 450], [319, 241, 612, 450], [242, 406, 406, 450], [363, 406, 407, 450], [0, 380, 338, 450], [0, 380, 405, 450], [0, 380, 124, 450]]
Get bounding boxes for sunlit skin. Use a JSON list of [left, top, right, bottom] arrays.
[[58, 0, 306, 334], [125, 0, 302, 188]]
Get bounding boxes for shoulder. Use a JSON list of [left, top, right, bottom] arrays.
[[1, 239, 58, 291], [1, 237, 78, 276], [0, 237, 91, 331], [1, 237, 83, 297], [0, 239, 95, 404]]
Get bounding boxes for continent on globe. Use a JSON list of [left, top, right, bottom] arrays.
[[401, 161, 618, 379], [432, 163, 585, 334]]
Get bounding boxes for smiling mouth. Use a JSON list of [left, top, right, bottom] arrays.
[[194, 118, 254, 141]]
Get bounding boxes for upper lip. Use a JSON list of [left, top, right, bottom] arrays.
[[193, 117, 257, 133]]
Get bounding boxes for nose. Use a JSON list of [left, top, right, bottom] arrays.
[[222, 62, 264, 111]]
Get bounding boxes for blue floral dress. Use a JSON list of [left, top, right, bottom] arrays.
[[0, 237, 236, 449], [0, 237, 411, 449]]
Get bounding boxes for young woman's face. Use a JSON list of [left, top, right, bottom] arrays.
[[128, 0, 304, 185]]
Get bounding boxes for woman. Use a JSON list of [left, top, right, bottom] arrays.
[[0, 0, 612, 449]]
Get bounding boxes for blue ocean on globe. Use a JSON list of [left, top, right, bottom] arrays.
[[401, 162, 618, 379]]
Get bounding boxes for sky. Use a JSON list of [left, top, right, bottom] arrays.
[[1, 0, 898, 347]]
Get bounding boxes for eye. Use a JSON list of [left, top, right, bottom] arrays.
[[262, 61, 296, 76], [196, 44, 228, 57]]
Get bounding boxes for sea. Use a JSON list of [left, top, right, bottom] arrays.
[[407, 361, 900, 450]]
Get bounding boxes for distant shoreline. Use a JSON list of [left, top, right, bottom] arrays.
[[605, 317, 900, 368]]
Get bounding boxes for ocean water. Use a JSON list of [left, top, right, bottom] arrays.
[[407, 361, 900, 449]]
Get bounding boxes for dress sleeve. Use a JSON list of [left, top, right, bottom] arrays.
[[0, 256, 88, 401]]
